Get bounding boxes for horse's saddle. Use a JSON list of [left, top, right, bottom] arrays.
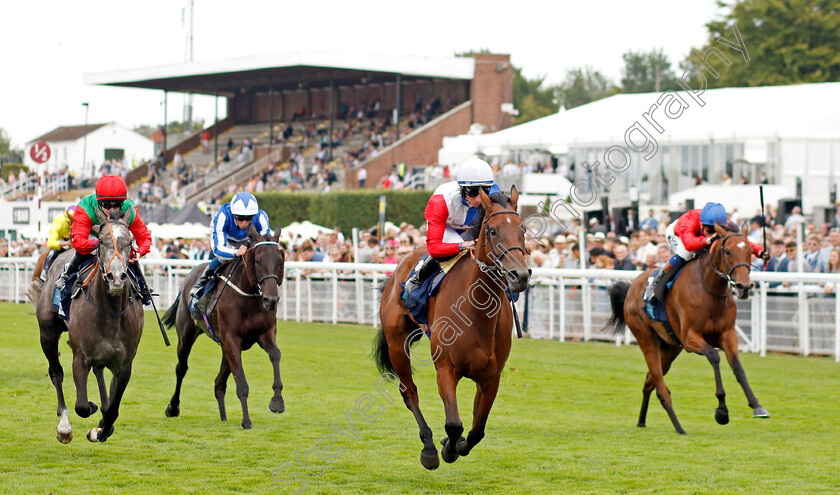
[[642, 265, 686, 323], [400, 257, 448, 330], [52, 258, 103, 320]]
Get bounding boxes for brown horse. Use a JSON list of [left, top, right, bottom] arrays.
[[373, 187, 531, 469], [607, 223, 769, 434], [32, 210, 145, 443], [162, 224, 286, 429]]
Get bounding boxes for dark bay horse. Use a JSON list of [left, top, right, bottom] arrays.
[[374, 187, 531, 470], [32, 210, 144, 442], [162, 225, 286, 429], [607, 223, 769, 434]]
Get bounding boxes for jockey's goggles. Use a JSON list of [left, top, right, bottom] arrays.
[[234, 214, 255, 222], [99, 199, 124, 210], [462, 185, 491, 197]]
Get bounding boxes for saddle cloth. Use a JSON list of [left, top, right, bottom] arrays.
[[399, 251, 468, 327], [643, 265, 685, 323]]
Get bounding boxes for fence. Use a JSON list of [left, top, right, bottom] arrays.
[[1, 258, 838, 361]]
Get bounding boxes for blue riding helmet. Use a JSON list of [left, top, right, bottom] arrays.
[[700, 202, 727, 226]]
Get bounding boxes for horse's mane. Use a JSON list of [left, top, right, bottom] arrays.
[[464, 192, 510, 241]]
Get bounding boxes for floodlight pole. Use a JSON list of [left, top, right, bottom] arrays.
[[82, 102, 89, 172]]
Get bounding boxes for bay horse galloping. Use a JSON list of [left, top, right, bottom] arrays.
[[374, 187, 531, 469], [162, 224, 285, 429], [607, 223, 769, 434], [32, 210, 144, 443]]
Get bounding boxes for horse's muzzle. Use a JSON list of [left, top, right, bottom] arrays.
[[263, 296, 278, 312], [105, 271, 128, 292], [507, 269, 531, 293], [734, 282, 750, 300]]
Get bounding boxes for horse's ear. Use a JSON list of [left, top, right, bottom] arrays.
[[509, 185, 519, 210], [714, 223, 727, 238], [273, 225, 282, 243], [247, 222, 259, 241], [479, 187, 493, 210]]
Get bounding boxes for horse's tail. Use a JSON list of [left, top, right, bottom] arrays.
[[26, 280, 43, 307], [371, 326, 396, 375], [162, 291, 180, 329], [606, 281, 631, 335]]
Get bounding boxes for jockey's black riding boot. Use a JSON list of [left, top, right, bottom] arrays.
[[190, 265, 214, 300], [40, 250, 58, 283], [55, 251, 86, 295], [404, 256, 440, 294], [647, 256, 686, 305], [130, 261, 153, 305]]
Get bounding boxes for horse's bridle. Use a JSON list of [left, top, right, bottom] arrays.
[[220, 240, 281, 298], [473, 209, 528, 279], [704, 232, 752, 298]]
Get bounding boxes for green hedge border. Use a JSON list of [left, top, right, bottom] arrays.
[[249, 190, 431, 234]]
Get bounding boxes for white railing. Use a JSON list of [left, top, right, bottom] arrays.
[[2, 258, 838, 361]]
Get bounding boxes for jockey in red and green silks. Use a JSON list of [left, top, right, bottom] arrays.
[[55, 175, 153, 316]]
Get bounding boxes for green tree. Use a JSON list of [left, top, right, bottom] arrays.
[[686, 0, 840, 88], [556, 67, 617, 110], [621, 48, 680, 93], [0, 128, 12, 155], [512, 67, 560, 124]]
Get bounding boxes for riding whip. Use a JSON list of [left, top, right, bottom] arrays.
[[149, 294, 171, 346], [759, 185, 767, 257]]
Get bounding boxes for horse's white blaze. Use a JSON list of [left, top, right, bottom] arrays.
[[737, 241, 746, 248], [57, 409, 71, 435], [507, 218, 511, 223]]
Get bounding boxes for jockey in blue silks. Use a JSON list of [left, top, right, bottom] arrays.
[[189, 192, 272, 301]]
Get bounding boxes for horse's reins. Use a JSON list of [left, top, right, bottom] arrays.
[[217, 241, 281, 298], [703, 232, 752, 299], [85, 219, 133, 315]]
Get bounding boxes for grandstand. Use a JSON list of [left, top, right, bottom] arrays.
[[84, 51, 514, 205]]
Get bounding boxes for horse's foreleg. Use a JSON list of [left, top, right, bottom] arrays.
[[222, 341, 251, 430], [720, 330, 769, 418], [166, 326, 199, 418], [258, 332, 285, 414], [40, 329, 72, 443], [214, 353, 231, 422], [93, 365, 109, 412], [87, 365, 132, 442], [71, 351, 98, 419], [457, 374, 500, 457], [684, 330, 729, 425], [436, 365, 463, 464]]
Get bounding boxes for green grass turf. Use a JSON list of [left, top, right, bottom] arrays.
[[1, 301, 839, 494]]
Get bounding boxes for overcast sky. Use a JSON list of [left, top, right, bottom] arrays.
[[1, 0, 724, 149]]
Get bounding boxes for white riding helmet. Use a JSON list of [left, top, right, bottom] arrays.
[[456, 157, 494, 186], [230, 192, 259, 217]]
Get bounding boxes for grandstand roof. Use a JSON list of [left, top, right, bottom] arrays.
[[84, 51, 475, 96], [446, 81, 840, 156]]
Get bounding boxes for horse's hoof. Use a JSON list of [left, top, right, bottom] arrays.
[[164, 404, 180, 418], [440, 437, 460, 463], [753, 406, 770, 418], [715, 408, 730, 425], [56, 430, 73, 444], [636, 423, 647, 428], [456, 437, 470, 457], [242, 421, 252, 430], [86, 428, 101, 442], [269, 398, 285, 414], [76, 401, 98, 419], [420, 450, 439, 470]]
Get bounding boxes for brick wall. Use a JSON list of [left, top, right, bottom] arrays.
[[344, 102, 473, 189], [470, 53, 514, 133]]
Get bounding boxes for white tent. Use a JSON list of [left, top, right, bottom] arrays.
[[146, 222, 211, 239], [279, 221, 333, 242]]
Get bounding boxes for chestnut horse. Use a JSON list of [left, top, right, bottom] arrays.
[[374, 187, 531, 469], [607, 223, 769, 434], [32, 210, 144, 443], [162, 224, 286, 429]]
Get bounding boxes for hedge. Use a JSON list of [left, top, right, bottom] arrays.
[[254, 190, 431, 234], [0, 164, 27, 182]]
